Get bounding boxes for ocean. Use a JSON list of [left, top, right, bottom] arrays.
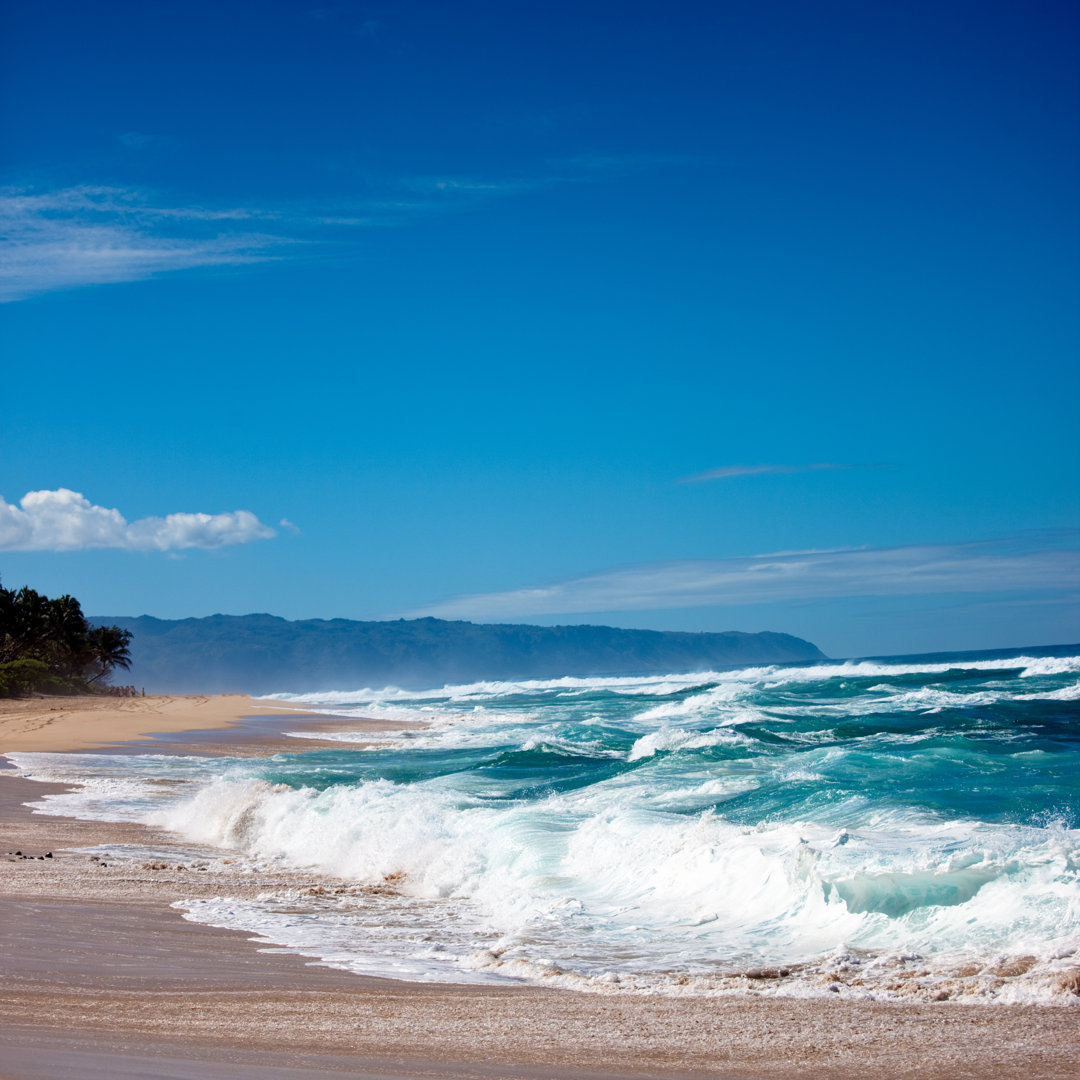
[[8, 645, 1080, 1004]]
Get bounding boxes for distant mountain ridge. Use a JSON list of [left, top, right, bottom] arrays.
[[90, 613, 827, 694]]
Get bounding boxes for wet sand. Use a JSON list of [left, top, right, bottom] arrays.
[[0, 692, 411, 757], [0, 694, 329, 753], [1, 697, 1077, 1078]]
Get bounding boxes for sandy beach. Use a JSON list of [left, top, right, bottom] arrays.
[[0, 693, 334, 754], [1, 695, 1077, 1079]]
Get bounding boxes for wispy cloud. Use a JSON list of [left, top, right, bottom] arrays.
[[399, 175, 536, 196], [679, 463, 890, 484], [408, 534, 1080, 620], [116, 131, 163, 150], [307, 6, 379, 35], [0, 186, 294, 301], [2, 158, 658, 301], [546, 152, 691, 175], [0, 489, 276, 552]]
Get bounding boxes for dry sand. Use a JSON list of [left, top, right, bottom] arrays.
[[0, 695, 1077, 1079]]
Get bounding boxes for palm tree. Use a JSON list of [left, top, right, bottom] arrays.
[[0, 587, 53, 663], [1, 580, 135, 694], [44, 594, 91, 674], [83, 625, 134, 684]]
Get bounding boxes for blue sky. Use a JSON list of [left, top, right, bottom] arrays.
[[1, 0, 1077, 658]]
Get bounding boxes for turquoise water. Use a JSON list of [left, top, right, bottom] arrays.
[[10, 646, 1080, 1001]]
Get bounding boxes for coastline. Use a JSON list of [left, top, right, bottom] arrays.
[[0, 693, 338, 754], [1, 695, 1078, 1078]]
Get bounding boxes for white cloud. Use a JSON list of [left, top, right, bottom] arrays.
[[0, 489, 276, 552], [408, 536, 1080, 620]]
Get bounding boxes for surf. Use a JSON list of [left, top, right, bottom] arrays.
[[9, 645, 1080, 1003]]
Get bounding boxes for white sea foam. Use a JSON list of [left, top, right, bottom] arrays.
[[8, 651, 1079, 1002], [145, 772, 1080, 1000], [259, 672, 724, 706], [11, 756, 1080, 1001], [627, 725, 747, 760], [4, 751, 226, 821], [1015, 682, 1080, 702], [139, 769, 1078, 993], [258, 654, 1080, 713]]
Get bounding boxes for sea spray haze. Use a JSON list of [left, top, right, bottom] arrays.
[[10, 646, 1080, 1002], [88, 614, 825, 693]]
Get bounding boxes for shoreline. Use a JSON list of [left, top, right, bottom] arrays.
[[1, 695, 1078, 1078], [0, 691, 425, 758], [0, 693, 301, 753]]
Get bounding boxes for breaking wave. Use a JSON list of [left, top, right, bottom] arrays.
[[8, 646, 1080, 1002]]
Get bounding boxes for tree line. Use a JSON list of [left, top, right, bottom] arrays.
[[0, 581, 133, 698]]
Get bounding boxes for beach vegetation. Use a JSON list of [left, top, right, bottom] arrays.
[[0, 581, 133, 697]]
